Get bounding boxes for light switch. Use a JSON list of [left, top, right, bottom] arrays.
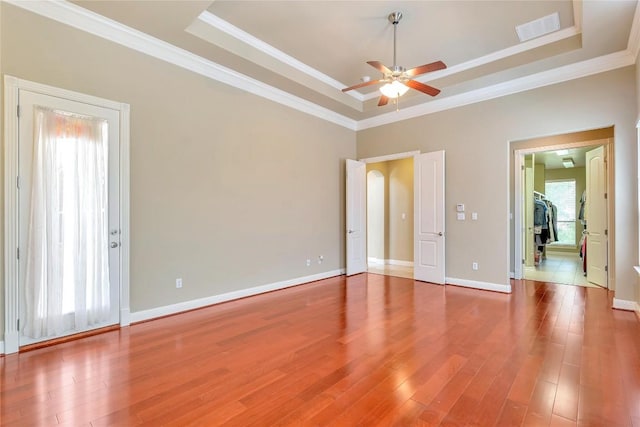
[[456, 204, 465, 212], [457, 212, 465, 221], [472, 212, 478, 220]]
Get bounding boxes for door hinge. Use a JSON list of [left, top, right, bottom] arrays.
[[17, 105, 20, 118], [604, 229, 608, 236], [16, 176, 20, 190], [17, 247, 20, 260], [17, 319, 19, 330], [521, 165, 524, 171], [604, 193, 607, 199], [522, 259, 525, 265], [605, 265, 608, 272]]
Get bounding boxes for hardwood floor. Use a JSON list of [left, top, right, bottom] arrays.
[[1, 274, 639, 426]]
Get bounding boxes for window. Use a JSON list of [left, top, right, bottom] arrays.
[[545, 179, 576, 245]]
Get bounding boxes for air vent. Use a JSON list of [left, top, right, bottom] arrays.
[[516, 12, 561, 42]]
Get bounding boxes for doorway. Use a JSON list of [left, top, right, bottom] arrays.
[[3, 76, 131, 354], [346, 150, 446, 284], [514, 132, 612, 289], [366, 160, 414, 279]]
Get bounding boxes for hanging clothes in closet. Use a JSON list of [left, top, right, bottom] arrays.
[[533, 193, 558, 265]]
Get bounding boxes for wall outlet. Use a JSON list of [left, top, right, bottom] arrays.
[[472, 262, 478, 271], [306, 259, 311, 266], [318, 255, 324, 264], [176, 278, 183, 288]]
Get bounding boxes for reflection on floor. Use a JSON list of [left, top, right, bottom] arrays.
[[524, 251, 601, 288], [367, 263, 413, 279]]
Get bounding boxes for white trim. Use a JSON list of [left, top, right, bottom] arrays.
[[0, 341, 4, 354], [5, 0, 357, 131], [130, 269, 345, 324], [627, 0, 640, 61], [510, 271, 515, 279], [6, 0, 637, 132], [368, 258, 414, 267], [360, 151, 421, 164], [3, 76, 20, 354], [2, 76, 131, 354], [612, 298, 639, 311], [446, 277, 512, 294], [387, 259, 414, 267], [362, 26, 582, 101], [193, 11, 361, 101], [357, 51, 635, 130]]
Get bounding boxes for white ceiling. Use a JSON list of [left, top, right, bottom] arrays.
[[44, 1, 640, 125]]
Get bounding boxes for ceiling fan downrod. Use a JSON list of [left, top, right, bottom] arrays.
[[389, 12, 402, 69]]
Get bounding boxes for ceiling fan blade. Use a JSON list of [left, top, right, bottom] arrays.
[[342, 79, 383, 92], [405, 60, 447, 77], [367, 61, 392, 75], [405, 79, 441, 97], [378, 95, 389, 106]]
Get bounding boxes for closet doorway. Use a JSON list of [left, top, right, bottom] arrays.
[[514, 134, 612, 289]]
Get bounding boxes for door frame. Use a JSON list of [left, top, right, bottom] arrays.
[[513, 139, 613, 286], [3, 75, 131, 354], [357, 150, 431, 278]]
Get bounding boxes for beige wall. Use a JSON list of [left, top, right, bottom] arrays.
[[357, 67, 638, 301], [0, 4, 356, 339], [366, 158, 414, 262], [534, 162, 545, 193], [544, 166, 586, 253]]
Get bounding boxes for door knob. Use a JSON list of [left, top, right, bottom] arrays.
[[348, 229, 355, 234], [438, 232, 443, 236], [110, 242, 119, 248]]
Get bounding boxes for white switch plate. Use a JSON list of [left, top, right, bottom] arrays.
[[472, 212, 478, 220], [456, 204, 465, 212], [472, 262, 478, 270], [457, 212, 465, 221], [176, 278, 183, 288]]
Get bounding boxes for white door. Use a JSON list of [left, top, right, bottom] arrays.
[[585, 145, 607, 287], [346, 159, 367, 276], [18, 90, 121, 346], [414, 151, 445, 284], [524, 157, 535, 267]]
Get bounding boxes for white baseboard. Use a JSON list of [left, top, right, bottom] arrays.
[[0, 340, 4, 354], [120, 308, 131, 327], [130, 269, 345, 324], [387, 259, 414, 267], [367, 258, 414, 267], [446, 277, 512, 294], [612, 298, 640, 312]]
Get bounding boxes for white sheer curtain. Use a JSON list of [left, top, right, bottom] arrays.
[[23, 107, 110, 339]]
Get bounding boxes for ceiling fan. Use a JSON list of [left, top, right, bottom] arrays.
[[342, 11, 447, 107]]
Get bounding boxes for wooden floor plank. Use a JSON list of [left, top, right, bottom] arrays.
[[1, 275, 639, 426]]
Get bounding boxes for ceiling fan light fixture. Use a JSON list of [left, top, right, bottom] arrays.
[[380, 81, 409, 98], [562, 158, 575, 168]]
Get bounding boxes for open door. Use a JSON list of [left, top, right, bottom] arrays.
[[585, 146, 608, 287], [524, 155, 535, 267], [414, 151, 445, 284], [346, 159, 367, 276]]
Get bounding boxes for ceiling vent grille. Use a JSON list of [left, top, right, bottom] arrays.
[[516, 12, 561, 42]]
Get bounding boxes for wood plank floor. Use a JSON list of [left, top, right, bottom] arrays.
[[1, 274, 639, 426]]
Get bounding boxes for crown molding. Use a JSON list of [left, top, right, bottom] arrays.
[[5, 0, 635, 133], [357, 50, 635, 130], [627, 0, 640, 62], [195, 11, 362, 102], [4, 0, 358, 130], [362, 26, 582, 101]]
